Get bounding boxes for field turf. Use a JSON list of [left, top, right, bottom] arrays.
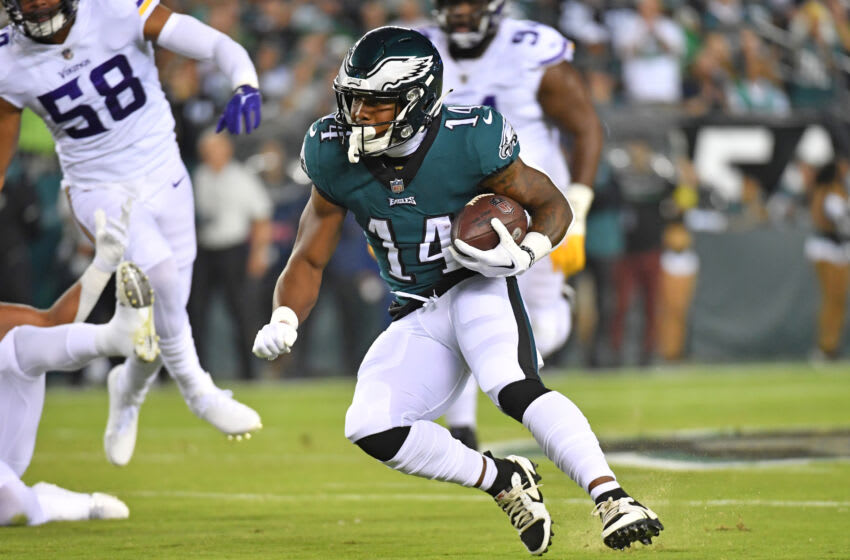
[[3, 362, 848, 559]]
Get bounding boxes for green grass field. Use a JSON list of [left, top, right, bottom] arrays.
[[3, 363, 849, 559]]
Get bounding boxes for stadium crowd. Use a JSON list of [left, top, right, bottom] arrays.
[[2, 0, 849, 379]]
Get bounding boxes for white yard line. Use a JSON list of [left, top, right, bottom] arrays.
[[123, 490, 850, 509]]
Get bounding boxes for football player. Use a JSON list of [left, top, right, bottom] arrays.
[[0, 204, 153, 525], [420, 0, 603, 450], [0, 0, 264, 467], [253, 27, 662, 554]]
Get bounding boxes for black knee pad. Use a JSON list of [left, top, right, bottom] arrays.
[[354, 426, 411, 462], [497, 379, 551, 423]]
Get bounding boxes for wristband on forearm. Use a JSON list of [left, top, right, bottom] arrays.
[[520, 231, 554, 266]]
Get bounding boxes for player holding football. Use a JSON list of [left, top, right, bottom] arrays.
[[0, 203, 153, 525], [0, 0, 263, 467], [253, 27, 662, 554], [420, 0, 603, 451]]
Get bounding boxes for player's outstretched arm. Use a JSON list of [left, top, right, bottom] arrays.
[[538, 61, 602, 276], [253, 188, 346, 360], [538, 61, 603, 189], [0, 96, 23, 195], [143, 6, 261, 135]]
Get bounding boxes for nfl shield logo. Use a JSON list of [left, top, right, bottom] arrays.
[[491, 197, 513, 214], [390, 178, 405, 193]]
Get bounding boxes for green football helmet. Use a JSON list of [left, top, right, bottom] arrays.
[[333, 26, 445, 161]]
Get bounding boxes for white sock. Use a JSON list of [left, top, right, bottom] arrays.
[[143, 259, 211, 396], [590, 480, 623, 502], [159, 326, 214, 397], [93, 305, 142, 357], [12, 324, 100, 378], [385, 421, 489, 488], [31, 482, 93, 523], [522, 391, 616, 493], [478, 455, 499, 492], [122, 355, 161, 401], [0, 462, 46, 526]]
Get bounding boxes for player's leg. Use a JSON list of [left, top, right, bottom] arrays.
[[9, 263, 157, 378], [0, 463, 128, 526], [443, 259, 570, 451], [69, 183, 261, 451], [0, 353, 127, 525], [149, 171, 260, 431], [0, 461, 45, 526], [344, 298, 552, 555], [455, 276, 662, 550]]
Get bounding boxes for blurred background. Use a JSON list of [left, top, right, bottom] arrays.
[[2, 0, 850, 383]]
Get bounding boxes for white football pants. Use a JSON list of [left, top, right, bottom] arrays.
[[443, 257, 571, 431], [345, 275, 539, 442]]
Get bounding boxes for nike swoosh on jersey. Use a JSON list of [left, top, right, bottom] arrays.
[[309, 123, 318, 137], [172, 176, 185, 188], [482, 110, 493, 125]]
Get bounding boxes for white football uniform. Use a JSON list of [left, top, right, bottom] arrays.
[[422, 20, 576, 358], [0, 0, 195, 273], [0, 328, 45, 480]]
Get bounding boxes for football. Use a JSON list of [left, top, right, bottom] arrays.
[[451, 193, 528, 251]]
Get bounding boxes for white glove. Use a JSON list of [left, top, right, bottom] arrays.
[[451, 218, 552, 278], [93, 200, 131, 273], [253, 306, 299, 360]]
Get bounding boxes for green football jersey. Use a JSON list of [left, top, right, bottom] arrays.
[[300, 105, 520, 302]]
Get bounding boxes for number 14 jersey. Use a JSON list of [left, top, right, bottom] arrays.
[[0, 0, 177, 186]]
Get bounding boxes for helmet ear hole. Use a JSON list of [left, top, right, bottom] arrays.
[[406, 88, 422, 102]]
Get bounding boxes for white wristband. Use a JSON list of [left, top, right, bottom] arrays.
[[270, 305, 299, 328], [566, 183, 594, 237], [520, 231, 553, 265]]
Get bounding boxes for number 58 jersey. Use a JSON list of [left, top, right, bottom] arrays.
[[0, 0, 177, 186]]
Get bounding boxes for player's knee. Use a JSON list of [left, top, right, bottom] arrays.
[[353, 426, 411, 462], [497, 379, 551, 423]]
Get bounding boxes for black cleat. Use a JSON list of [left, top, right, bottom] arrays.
[[486, 452, 553, 555]]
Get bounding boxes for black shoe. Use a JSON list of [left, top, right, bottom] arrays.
[[485, 451, 552, 555], [449, 426, 478, 450]]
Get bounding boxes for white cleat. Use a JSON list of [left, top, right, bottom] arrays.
[[592, 496, 664, 550], [187, 382, 262, 437], [90, 493, 130, 520], [104, 364, 143, 467], [115, 261, 159, 363]]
